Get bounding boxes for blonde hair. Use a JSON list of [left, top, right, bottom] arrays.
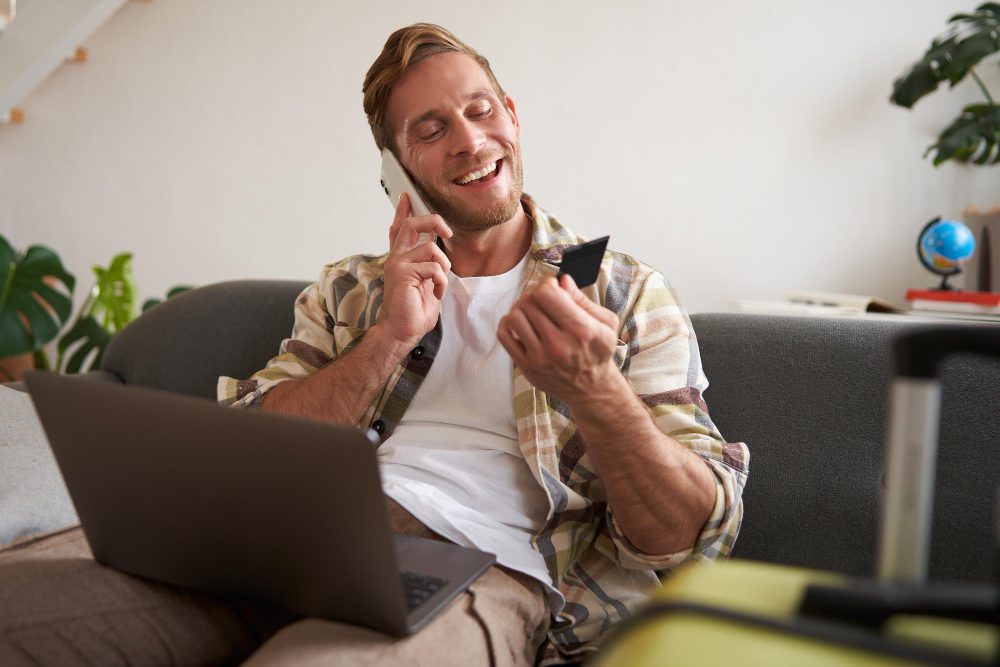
[[362, 23, 506, 152]]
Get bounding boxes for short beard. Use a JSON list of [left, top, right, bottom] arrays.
[[416, 156, 524, 233]]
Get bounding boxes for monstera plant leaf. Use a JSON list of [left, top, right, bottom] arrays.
[[891, 3, 1000, 109], [54, 252, 138, 374], [0, 235, 75, 360], [87, 251, 138, 332], [56, 316, 112, 374], [927, 103, 1000, 165]]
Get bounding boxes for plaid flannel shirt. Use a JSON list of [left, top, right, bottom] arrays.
[[218, 195, 749, 664]]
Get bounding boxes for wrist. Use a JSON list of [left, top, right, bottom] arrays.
[[367, 322, 420, 362], [563, 361, 629, 412]]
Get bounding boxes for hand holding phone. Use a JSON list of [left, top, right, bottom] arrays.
[[378, 149, 451, 350]]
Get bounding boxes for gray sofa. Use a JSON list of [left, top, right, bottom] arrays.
[[7, 278, 997, 621], [85, 279, 999, 586]]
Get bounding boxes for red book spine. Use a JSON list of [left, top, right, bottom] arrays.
[[905, 289, 1000, 307]]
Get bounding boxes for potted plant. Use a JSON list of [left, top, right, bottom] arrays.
[[1, 233, 191, 380], [0, 236, 74, 380], [56, 251, 139, 374], [891, 2, 999, 165], [891, 2, 999, 290]]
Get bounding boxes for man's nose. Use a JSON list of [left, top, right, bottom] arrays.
[[449, 117, 486, 156]]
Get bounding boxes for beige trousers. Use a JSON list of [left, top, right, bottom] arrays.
[[0, 500, 550, 667]]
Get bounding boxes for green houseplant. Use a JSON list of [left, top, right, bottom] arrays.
[[891, 2, 1000, 165], [0, 236, 75, 380], [55, 251, 139, 374], [1, 234, 190, 380]]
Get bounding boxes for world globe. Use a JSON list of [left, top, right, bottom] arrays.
[[917, 218, 976, 290]]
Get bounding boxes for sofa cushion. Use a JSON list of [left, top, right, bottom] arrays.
[[102, 280, 310, 399], [692, 313, 1000, 583], [0, 385, 78, 549]]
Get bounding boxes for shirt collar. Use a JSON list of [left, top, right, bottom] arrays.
[[521, 193, 583, 266]]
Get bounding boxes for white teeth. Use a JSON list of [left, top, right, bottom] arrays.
[[457, 161, 497, 185]]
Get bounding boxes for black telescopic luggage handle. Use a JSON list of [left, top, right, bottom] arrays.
[[798, 325, 1000, 664], [880, 325, 1000, 585]]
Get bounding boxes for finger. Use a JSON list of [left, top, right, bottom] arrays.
[[408, 214, 453, 239], [528, 277, 594, 333], [406, 240, 453, 274], [409, 262, 449, 299], [389, 192, 412, 248], [520, 298, 570, 349], [502, 308, 544, 361], [392, 214, 453, 254], [560, 274, 619, 329], [536, 275, 615, 334]]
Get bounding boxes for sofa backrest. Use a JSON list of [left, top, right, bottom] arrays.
[[102, 282, 999, 583], [691, 312, 1000, 584], [103, 280, 310, 399]]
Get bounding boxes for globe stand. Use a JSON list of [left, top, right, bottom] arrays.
[[936, 273, 957, 291]]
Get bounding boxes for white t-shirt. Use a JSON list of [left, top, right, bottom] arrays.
[[378, 253, 562, 609]]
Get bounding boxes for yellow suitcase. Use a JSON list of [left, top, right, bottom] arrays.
[[593, 327, 1000, 667], [591, 559, 995, 666]]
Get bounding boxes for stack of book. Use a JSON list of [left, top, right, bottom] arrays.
[[905, 289, 1000, 321]]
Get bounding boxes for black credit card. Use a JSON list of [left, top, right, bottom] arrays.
[[557, 236, 609, 288]]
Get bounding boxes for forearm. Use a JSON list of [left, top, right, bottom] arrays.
[[566, 367, 717, 555], [261, 323, 411, 425]]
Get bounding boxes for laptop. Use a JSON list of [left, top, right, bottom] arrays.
[[24, 371, 496, 637]]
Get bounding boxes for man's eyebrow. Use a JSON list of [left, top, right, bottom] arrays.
[[407, 89, 498, 128]]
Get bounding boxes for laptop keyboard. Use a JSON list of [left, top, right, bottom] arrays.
[[401, 571, 450, 612]]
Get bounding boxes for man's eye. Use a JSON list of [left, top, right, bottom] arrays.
[[419, 127, 443, 142], [471, 106, 492, 119]]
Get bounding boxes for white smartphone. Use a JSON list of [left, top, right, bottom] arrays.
[[380, 148, 434, 216]]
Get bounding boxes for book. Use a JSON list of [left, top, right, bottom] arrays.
[[905, 289, 1000, 316], [784, 291, 902, 313], [733, 292, 904, 318], [904, 289, 1000, 307], [904, 308, 1000, 322]]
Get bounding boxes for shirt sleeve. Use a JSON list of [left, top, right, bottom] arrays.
[[216, 264, 360, 409], [604, 268, 749, 571]]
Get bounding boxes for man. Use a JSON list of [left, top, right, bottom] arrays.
[[218, 23, 748, 666], [0, 23, 747, 667]]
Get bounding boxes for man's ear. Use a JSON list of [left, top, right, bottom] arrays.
[[505, 95, 520, 135]]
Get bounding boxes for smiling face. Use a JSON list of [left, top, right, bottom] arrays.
[[386, 52, 524, 233]]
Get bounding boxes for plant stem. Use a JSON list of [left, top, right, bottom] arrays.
[[0, 259, 14, 313], [33, 349, 51, 372], [970, 68, 996, 106]]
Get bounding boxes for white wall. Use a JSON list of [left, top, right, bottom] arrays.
[[1, 0, 997, 314]]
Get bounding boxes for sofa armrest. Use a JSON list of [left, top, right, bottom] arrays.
[[3, 370, 122, 394], [690, 312, 1000, 583], [102, 280, 309, 399]]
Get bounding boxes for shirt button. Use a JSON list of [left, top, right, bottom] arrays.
[[372, 419, 385, 434], [410, 346, 425, 360]]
